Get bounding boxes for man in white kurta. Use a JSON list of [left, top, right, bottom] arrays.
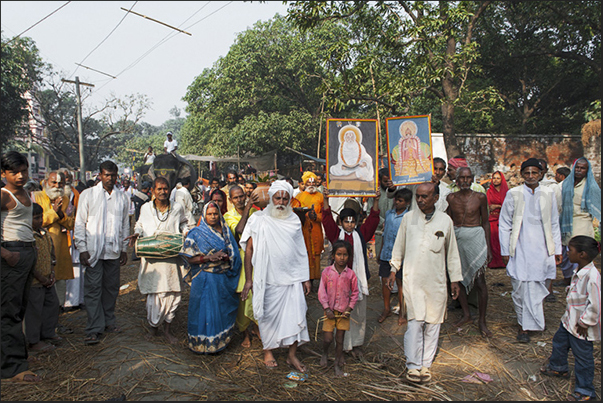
[[499, 158, 562, 343], [388, 183, 462, 383], [74, 161, 130, 345], [173, 178, 196, 228], [240, 180, 311, 371], [127, 177, 188, 344]]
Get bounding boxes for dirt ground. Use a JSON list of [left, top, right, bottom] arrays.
[[1, 242, 601, 401]]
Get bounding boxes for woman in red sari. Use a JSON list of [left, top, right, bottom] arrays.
[[486, 171, 508, 269]]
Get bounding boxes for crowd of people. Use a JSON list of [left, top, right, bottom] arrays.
[[1, 149, 600, 401]]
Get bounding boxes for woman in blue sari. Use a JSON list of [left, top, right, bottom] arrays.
[[180, 201, 241, 354]]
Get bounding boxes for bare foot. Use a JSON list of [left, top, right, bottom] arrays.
[[320, 353, 328, 368], [28, 341, 55, 352], [334, 363, 344, 377], [378, 310, 391, 323], [145, 326, 159, 341], [398, 315, 408, 326], [350, 347, 364, 360], [264, 350, 278, 368], [452, 315, 473, 328], [286, 356, 307, 372], [479, 322, 493, 338], [241, 335, 251, 348], [163, 331, 179, 345]]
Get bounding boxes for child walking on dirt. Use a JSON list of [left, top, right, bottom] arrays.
[[540, 235, 600, 401], [318, 240, 359, 377], [24, 203, 61, 353]]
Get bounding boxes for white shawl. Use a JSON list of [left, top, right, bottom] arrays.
[[338, 229, 369, 299], [239, 209, 309, 321]]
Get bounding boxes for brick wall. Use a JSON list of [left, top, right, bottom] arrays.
[[455, 134, 600, 186]]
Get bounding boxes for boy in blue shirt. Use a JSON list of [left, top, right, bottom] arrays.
[[378, 188, 413, 325]]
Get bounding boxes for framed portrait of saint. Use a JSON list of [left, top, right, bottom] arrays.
[[385, 115, 434, 186], [326, 119, 378, 197]]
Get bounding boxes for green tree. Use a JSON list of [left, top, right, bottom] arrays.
[[1, 33, 46, 145], [181, 15, 350, 161], [35, 73, 152, 171], [286, 1, 495, 156], [468, 0, 601, 135]]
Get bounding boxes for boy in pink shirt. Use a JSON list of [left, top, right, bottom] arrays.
[[318, 239, 359, 377]]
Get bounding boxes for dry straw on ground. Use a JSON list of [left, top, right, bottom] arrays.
[[2, 248, 600, 401]]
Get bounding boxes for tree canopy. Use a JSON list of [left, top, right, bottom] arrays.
[[1, 32, 46, 145]]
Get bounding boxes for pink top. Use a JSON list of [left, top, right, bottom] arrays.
[[318, 265, 360, 313]]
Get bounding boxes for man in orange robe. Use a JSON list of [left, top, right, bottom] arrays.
[[33, 171, 75, 309], [295, 171, 324, 286]]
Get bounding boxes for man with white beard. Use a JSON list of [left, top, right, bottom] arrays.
[[240, 180, 311, 371], [33, 171, 75, 312]]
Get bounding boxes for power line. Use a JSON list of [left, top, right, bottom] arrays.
[[69, 1, 138, 79], [94, 1, 218, 93], [6, 1, 71, 44]]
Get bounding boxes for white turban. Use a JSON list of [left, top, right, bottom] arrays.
[[268, 180, 293, 199]]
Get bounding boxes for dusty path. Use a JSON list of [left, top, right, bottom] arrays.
[[2, 244, 600, 401]]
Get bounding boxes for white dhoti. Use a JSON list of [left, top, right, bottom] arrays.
[[404, 320, 441, 370], [510, 279, 548, 331], [146, 292, 181, 327], [343, 297, 366, 352], [257, 283, 309, 350]]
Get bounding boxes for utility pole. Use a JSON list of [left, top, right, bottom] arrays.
[[61, 77, 94, 181]]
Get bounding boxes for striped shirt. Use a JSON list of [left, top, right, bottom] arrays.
[[561, 261, 601, 341]]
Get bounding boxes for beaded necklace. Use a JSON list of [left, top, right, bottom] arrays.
[[154, 201, 171, 222]]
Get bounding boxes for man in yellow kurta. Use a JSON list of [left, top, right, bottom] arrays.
[[33, 171, 75, 308], [224, 185, 260, 347], [295, 171, 325, 284]]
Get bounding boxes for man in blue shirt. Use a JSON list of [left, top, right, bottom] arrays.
[[378, 188, 413, 325]]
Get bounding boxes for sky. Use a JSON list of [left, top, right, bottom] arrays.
[[1, 1, 290, 126]]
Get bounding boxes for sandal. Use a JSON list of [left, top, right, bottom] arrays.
[[568, 392, 593, 401], [105, 325, 122, 333], [7, 370, 42, 383], [540, 365, 570, 379], [406, 368, 421, 383], [419, 367, 432, 383], [84, 333, 100, 345]]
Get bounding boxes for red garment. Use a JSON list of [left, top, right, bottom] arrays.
[[486, 171, 509, 268], [322, 206, 379, 269]]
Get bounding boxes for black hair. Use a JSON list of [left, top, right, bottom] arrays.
[[378, 168, 389, 179], [568, 236, 600, 261], [86, 179, 95, 187], [210, 177, 220, 184], [153, 177, 170, 188], [1, 151, 29, 172], [180, 177, 191, 186], [556, 167, 571, 178], [32, 202, 44, 216], [331, 239, 352, 257], [99, 160, 118, 173], [394, 188, 413, 202], [227, 170, 237, 177], [248, 182, 258, 189], [433, 157, 446, 167]]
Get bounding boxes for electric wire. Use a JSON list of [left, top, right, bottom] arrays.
[[68, 1, 138, 80], [6, 1, 71, 44]]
